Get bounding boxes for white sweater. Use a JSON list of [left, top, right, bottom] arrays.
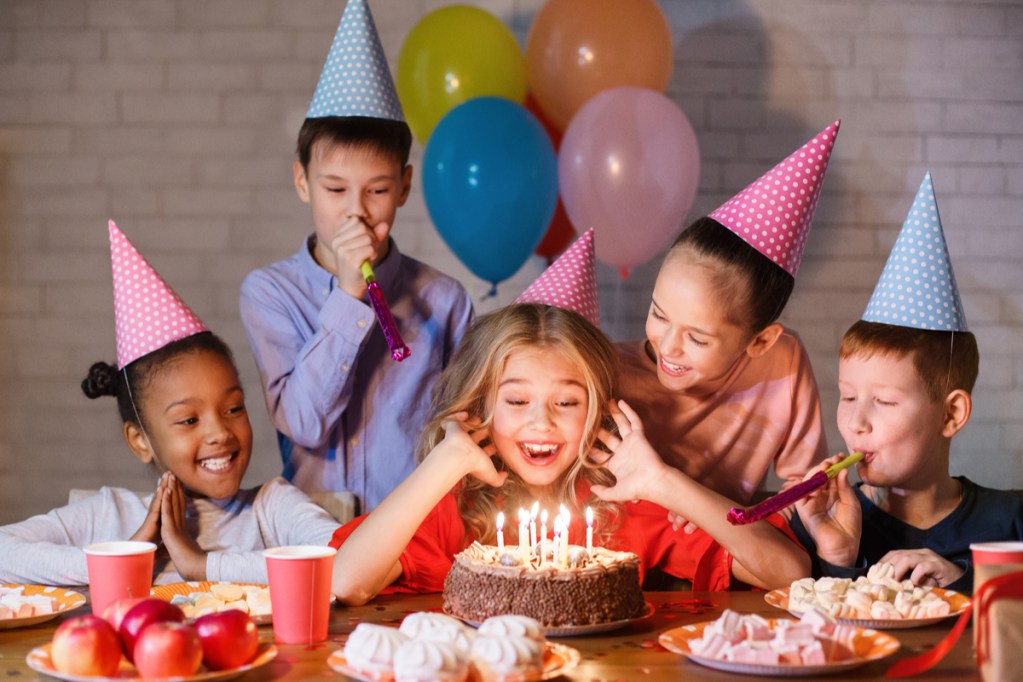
[[0, 477, 338, 585]]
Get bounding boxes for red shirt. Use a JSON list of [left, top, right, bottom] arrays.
[[330, 481, 801, 593]]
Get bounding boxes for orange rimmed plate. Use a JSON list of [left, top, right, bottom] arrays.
[[327, 641, 580, 682], [150, 581, 272, 625], [765, 586, 971, 629], [659, 618, 900, 677], [0, 584, 87, 630], [26, 641, 277, 682]]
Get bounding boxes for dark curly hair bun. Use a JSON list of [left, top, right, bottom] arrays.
[[81, 361, 118, 399]]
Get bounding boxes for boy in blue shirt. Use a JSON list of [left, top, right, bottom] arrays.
[[791, 174, 1023, 594], [240, 0, 473, 514]]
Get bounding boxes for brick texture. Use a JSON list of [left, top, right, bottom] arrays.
[[1, 0, 1021, 524]]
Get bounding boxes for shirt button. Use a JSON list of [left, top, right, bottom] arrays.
[[350, 438, 359, 447], [322, 288, 329, 296], [340, 363, 349, 372], [357, 319, 367, 329]]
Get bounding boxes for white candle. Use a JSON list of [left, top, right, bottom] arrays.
[[586, 506, 594, 554], [560, 504, 571, 547], [553, 516, 563, 566], [529, 501, 539, 549], [540, 508, 548, 543], [518, 508, 529, 557], [496, 511, 505, 550]]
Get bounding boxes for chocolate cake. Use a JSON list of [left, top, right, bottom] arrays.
[[443, 541, 645, 627]]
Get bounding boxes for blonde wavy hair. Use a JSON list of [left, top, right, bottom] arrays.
[[416, 303, 622, 547]]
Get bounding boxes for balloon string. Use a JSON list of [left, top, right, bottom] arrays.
[[481, 283, 498, 300]]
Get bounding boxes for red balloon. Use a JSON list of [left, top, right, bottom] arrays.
[[525, 93, 576, 260]]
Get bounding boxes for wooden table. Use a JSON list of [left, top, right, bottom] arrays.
[[0, 591, 978, 680]]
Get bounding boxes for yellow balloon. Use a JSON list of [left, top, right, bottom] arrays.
[[397, 5, 527, 143]]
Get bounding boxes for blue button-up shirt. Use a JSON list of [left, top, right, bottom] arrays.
[[240, 237, 473, 513]]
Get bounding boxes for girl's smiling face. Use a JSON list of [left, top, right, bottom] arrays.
[[490, 348, 589, 495], [645, 256, 757, 393], [130, 350, 253, 500]]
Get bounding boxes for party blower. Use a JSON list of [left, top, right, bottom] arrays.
[[361, 262, 410, 362], [726, 451, 864, 525]]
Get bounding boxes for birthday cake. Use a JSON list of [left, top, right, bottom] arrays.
[[443, 541, 645, 627]]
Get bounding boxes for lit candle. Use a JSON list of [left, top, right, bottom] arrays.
[[529, 501, 539, 549], [560, 504, 571, 547], [540, 508, 548, 543], [518, 508, 529, 557], [553, 515, 563, 566], [586, 506, 594, 554], [496, 511, 505, 550]]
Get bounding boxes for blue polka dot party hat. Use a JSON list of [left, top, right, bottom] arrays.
[[307, 0, 404, 121], [862, 173, 967, 331]]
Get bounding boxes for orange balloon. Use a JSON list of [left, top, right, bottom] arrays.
[[526, 0, 673, 131]]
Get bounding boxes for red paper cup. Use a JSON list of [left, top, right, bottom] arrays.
[[970, 541, 1023, 656], [83, 541, 157, 615], [264, 545, 337, 644]]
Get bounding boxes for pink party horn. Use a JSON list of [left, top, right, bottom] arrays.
[[361, 262, 410, 362], [726, 451, 864, 525]]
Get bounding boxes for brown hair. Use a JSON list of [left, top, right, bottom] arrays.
[[296, 116, 412, 171], [665, 216, 795, 333], [840, 320, 979, 402], [417, 304, 622, 546]]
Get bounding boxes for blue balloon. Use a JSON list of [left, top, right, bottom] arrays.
[[423, 97, 558, 286]]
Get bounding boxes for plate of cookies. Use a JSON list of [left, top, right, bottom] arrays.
[[766, 563, 971, 629]]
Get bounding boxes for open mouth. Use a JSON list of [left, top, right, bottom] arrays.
[[659, 356, 690, 378], [518, 442, 561, 466], [199, 452, 237, 473]]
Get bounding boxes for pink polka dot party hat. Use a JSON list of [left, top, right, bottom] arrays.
[[709, 120, 840, 276], [515, 228, 599, 327], [108, 220, 208, 369], [862, 173, 967, 332], [307, 0, 404, 121]]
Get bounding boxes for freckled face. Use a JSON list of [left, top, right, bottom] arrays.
[[490, 348, 589, 495], [645, 256, 754, 393]]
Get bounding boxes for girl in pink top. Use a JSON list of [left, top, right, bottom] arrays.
[[619, 121, 842, 507], [328, 304, 808, 604]]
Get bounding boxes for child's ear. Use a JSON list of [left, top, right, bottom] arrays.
[[398, 164, 413, 207], [123, 421, 155, 465], [941, 389, 972, 438], [293, 160, 311, 203], [745, 323, 784, 359]]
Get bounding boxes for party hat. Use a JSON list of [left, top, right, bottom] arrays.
[[862, 173, 967, 331], [515, 228, 599, 327], [108, 220, 208, 369], [709, 120, 840, 276], [306, 0, 404, 121]]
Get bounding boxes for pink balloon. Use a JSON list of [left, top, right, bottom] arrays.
[[558, 87, 700, 271]]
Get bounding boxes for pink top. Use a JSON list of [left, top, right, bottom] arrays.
[[616, 329, 827, 503]]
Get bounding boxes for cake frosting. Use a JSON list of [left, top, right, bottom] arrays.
[[443, 541, 644, 626], [393, 640, 468, 682], [344, 623, 410, 679], [471, 634, 544, 681]]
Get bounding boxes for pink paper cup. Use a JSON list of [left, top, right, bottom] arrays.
[[264, 545, 337, 644], [83, 541, 157, 615]]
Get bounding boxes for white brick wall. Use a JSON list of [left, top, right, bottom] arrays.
[[1, 0, 1021, 523]]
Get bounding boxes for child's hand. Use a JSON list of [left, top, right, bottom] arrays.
[[878, 548, 964, 588], [159, 474, 207, 581], [793, 454, 861, 567], [131, 472, 169, 544], [434, 413, 507, 488], [591, 400, 668, 503], [329, 216, 391, 300]]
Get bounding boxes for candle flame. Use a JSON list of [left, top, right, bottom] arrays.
[[530, 500, 539, 519], [540, 509, 548, 523], [496, 511, 504, 528], [586, 506, 593, 526]]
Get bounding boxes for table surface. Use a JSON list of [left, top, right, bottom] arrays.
[[0, 590, 978, 681]]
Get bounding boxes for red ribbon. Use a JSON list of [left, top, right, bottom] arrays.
[[884, 570, 1023, 678]]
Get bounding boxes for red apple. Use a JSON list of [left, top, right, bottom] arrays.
[[51, 615, 122, 676], [101, 596, 147, 633], [133, 621, 203, 679], [194, 610, 259, 670], [118, 598, 185, 662]]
